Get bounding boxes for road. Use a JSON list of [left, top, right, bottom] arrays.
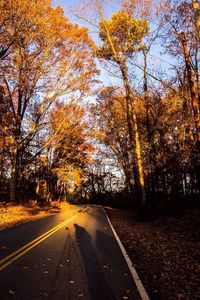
[[0, 205, 143, 300]]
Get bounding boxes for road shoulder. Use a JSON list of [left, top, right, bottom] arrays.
[[103, 207, 150, 300]]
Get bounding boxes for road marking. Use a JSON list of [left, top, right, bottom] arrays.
[[0, 209, 84, 271], [103, 208, 150, 300]]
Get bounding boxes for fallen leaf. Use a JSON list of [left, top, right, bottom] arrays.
[[22, 265, 29, 270], [102, 264, 109, 269]]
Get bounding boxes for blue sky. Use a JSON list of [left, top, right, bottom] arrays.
[[52, 0, 77, 22], [52, 0, 123, 87], [52, 0, 176, 93]]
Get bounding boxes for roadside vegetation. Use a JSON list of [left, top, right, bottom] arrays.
[[0, 201, 72, 230]]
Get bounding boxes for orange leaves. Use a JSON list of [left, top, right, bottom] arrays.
[[0, 0, 98, 204], [51, 102, 85, 133], [50, 102, 94, 188], [91, 87, 130, 161], [0, 0, 97, 147], [0, 0, 97, 97]]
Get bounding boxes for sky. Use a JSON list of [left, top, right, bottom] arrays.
[[53, 0, 126, 88], [52, 0, 177, 94], [52, 0, 76, 20], [52, 0, 121, 44]]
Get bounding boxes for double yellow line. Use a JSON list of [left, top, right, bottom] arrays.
[[0, 209, 84, 271]]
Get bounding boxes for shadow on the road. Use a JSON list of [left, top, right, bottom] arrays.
[[74, 224, 116, 300], [96, 229, 118, 259], [48, 230, 70, 300]]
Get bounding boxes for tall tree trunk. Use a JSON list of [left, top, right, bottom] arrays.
[[143, 49, 151, 142], [179, 32, 200, 144], [10, 122, 21, 202], [120, 62, 147, 205], [10, 147, 19, 202], [132, 113, 147, 205], [97, 0, 146, 204]]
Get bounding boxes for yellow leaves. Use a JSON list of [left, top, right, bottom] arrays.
[[134, 95, 146, 116], [53, 165, 83, 192], [0, 0, 97, 172], [51, 102, 86, 136], [67, 166, 83, 188], [162, 94, 183, 114], [50, 102, 93, 190], [97, 10, 149, 61], [0, 0, 97, 96]]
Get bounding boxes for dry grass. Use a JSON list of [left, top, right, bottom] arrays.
[[0, 201, 74, 230]]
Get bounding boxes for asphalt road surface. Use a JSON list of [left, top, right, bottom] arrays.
[[0, 205, 143, 300]]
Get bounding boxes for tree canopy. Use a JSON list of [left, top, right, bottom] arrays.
[[0, 0, 199, 214]]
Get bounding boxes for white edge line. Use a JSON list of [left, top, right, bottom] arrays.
[[103, 208, 150, 300]]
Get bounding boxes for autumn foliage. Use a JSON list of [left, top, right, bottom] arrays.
[[0, 0, 199, 214], [0, 0, 97, 203]]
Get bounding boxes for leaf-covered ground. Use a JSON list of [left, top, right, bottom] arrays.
[[0, 201, 74, 230], [105, 207, 200, 300]]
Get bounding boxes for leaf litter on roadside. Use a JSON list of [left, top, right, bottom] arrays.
[[105, 207, 200, 300]]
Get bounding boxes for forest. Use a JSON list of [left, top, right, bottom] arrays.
[[0, 0, 199, 216]]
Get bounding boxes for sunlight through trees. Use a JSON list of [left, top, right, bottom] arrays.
[[0, 0, 199, 214]]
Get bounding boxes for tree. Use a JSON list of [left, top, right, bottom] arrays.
[[192, 0, 200, 38], [0, 0, 97, 202], [95, 9, 149, 205], [91, 87, 135, 198], [49, 102, 95, 202], [158, 0, 200, 144], [0, 86, 13, 199]]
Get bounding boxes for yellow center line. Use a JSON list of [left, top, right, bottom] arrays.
[[0, 213, 79, 265], [0, 209, 85, 271]]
